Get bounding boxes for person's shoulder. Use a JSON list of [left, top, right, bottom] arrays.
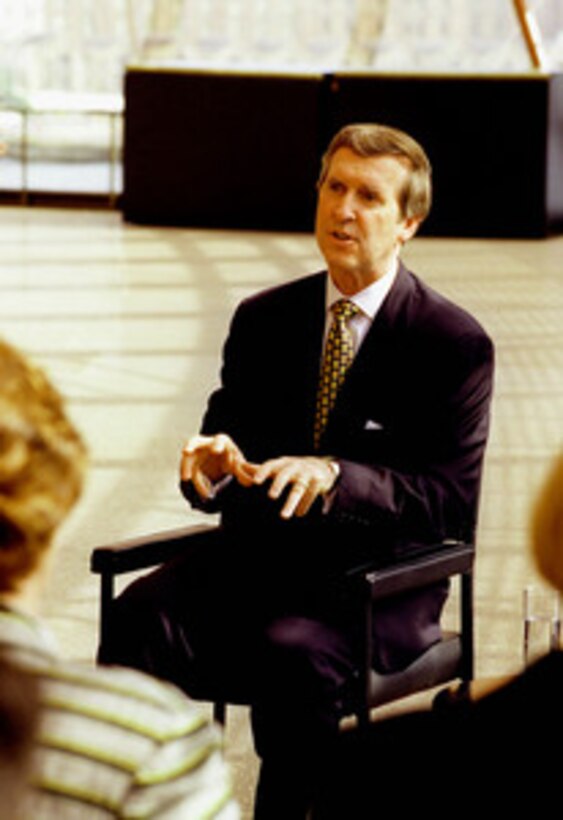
[[29, 657, 238, 818], [238, 270, 326, 312], [225, 271, 326, 339], [41, 655, 212, 735], [492, 649, 563, 705], [402, 265, 493, 347]]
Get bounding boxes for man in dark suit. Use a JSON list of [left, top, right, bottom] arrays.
[[100, 123, 494, 818]]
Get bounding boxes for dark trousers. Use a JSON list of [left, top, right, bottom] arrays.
[[98, 527, 363, 819]]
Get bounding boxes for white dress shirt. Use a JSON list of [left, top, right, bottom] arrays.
[[324, 263, 398, 355]]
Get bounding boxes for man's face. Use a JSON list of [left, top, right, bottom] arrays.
[[315, 147, 420, 294]]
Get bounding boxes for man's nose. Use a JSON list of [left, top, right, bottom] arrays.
[[332, 193, 355, 221]]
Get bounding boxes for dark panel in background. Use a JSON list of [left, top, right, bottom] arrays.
[[546, 73, 563, 230], [325, 73, 556, 238], [123, 68, 323, 232]]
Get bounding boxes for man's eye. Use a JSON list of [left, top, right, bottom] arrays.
[[328, 180, 344, 193]]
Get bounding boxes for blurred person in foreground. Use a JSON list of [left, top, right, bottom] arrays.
[[313, 449, 563, 816], [0, 338, 238, 819]]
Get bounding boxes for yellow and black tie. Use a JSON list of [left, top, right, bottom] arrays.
[[314, 299, 359, 448]]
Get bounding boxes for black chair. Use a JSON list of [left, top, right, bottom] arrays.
[[90, 525, 474, 727]]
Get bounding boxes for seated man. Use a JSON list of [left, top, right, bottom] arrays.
[[0, 338, 238, 818], [100, 122, 494, 818]]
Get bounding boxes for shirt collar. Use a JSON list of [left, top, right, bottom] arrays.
[[326, 263, 399, 320]]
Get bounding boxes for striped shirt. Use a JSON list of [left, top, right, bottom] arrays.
[[0, 606, 239, 819]]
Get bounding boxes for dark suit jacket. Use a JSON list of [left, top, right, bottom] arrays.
[[183, 263, 494, 671]]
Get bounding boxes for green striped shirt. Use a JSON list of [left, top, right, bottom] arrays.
[[0, 606, 239, 819]]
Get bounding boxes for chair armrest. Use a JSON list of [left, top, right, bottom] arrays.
[[90, 524, 219, 576], [351, 540, 475, 602], [350, 540, 475, 717]]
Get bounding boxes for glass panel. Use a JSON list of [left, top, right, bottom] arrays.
[[24, 109, 122, 196]]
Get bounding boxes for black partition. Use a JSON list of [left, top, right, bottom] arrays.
[[325, 72, 563, 238], [122, 67, 323, 232], [123, 67, 563, 238]]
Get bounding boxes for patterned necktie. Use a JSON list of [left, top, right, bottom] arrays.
[[314, 299, 360, 448]]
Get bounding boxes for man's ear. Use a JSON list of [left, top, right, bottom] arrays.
[[399, 216, 422, 245]]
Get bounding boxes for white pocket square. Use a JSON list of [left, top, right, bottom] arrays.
[[364, 419, 384, 431]]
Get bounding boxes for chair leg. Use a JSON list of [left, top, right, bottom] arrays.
[[359, 579, 373, 728], [461, 570, 474, 680], [213, 701, 227, 726], [99, 571, 115, 651], [356, 703, 371, 732]]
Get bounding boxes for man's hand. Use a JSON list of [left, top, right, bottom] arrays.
[[180, 433, 253, 500], [181, 437, 339, 518], [240, 456, 339, 519]]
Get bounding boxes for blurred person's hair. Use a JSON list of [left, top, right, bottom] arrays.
[[530, 451, 563, 592], [0, 338, 87, 592]]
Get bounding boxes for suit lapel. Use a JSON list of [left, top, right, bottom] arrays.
[[359, 262, 414, 347], [279, 272, 326, 445]]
